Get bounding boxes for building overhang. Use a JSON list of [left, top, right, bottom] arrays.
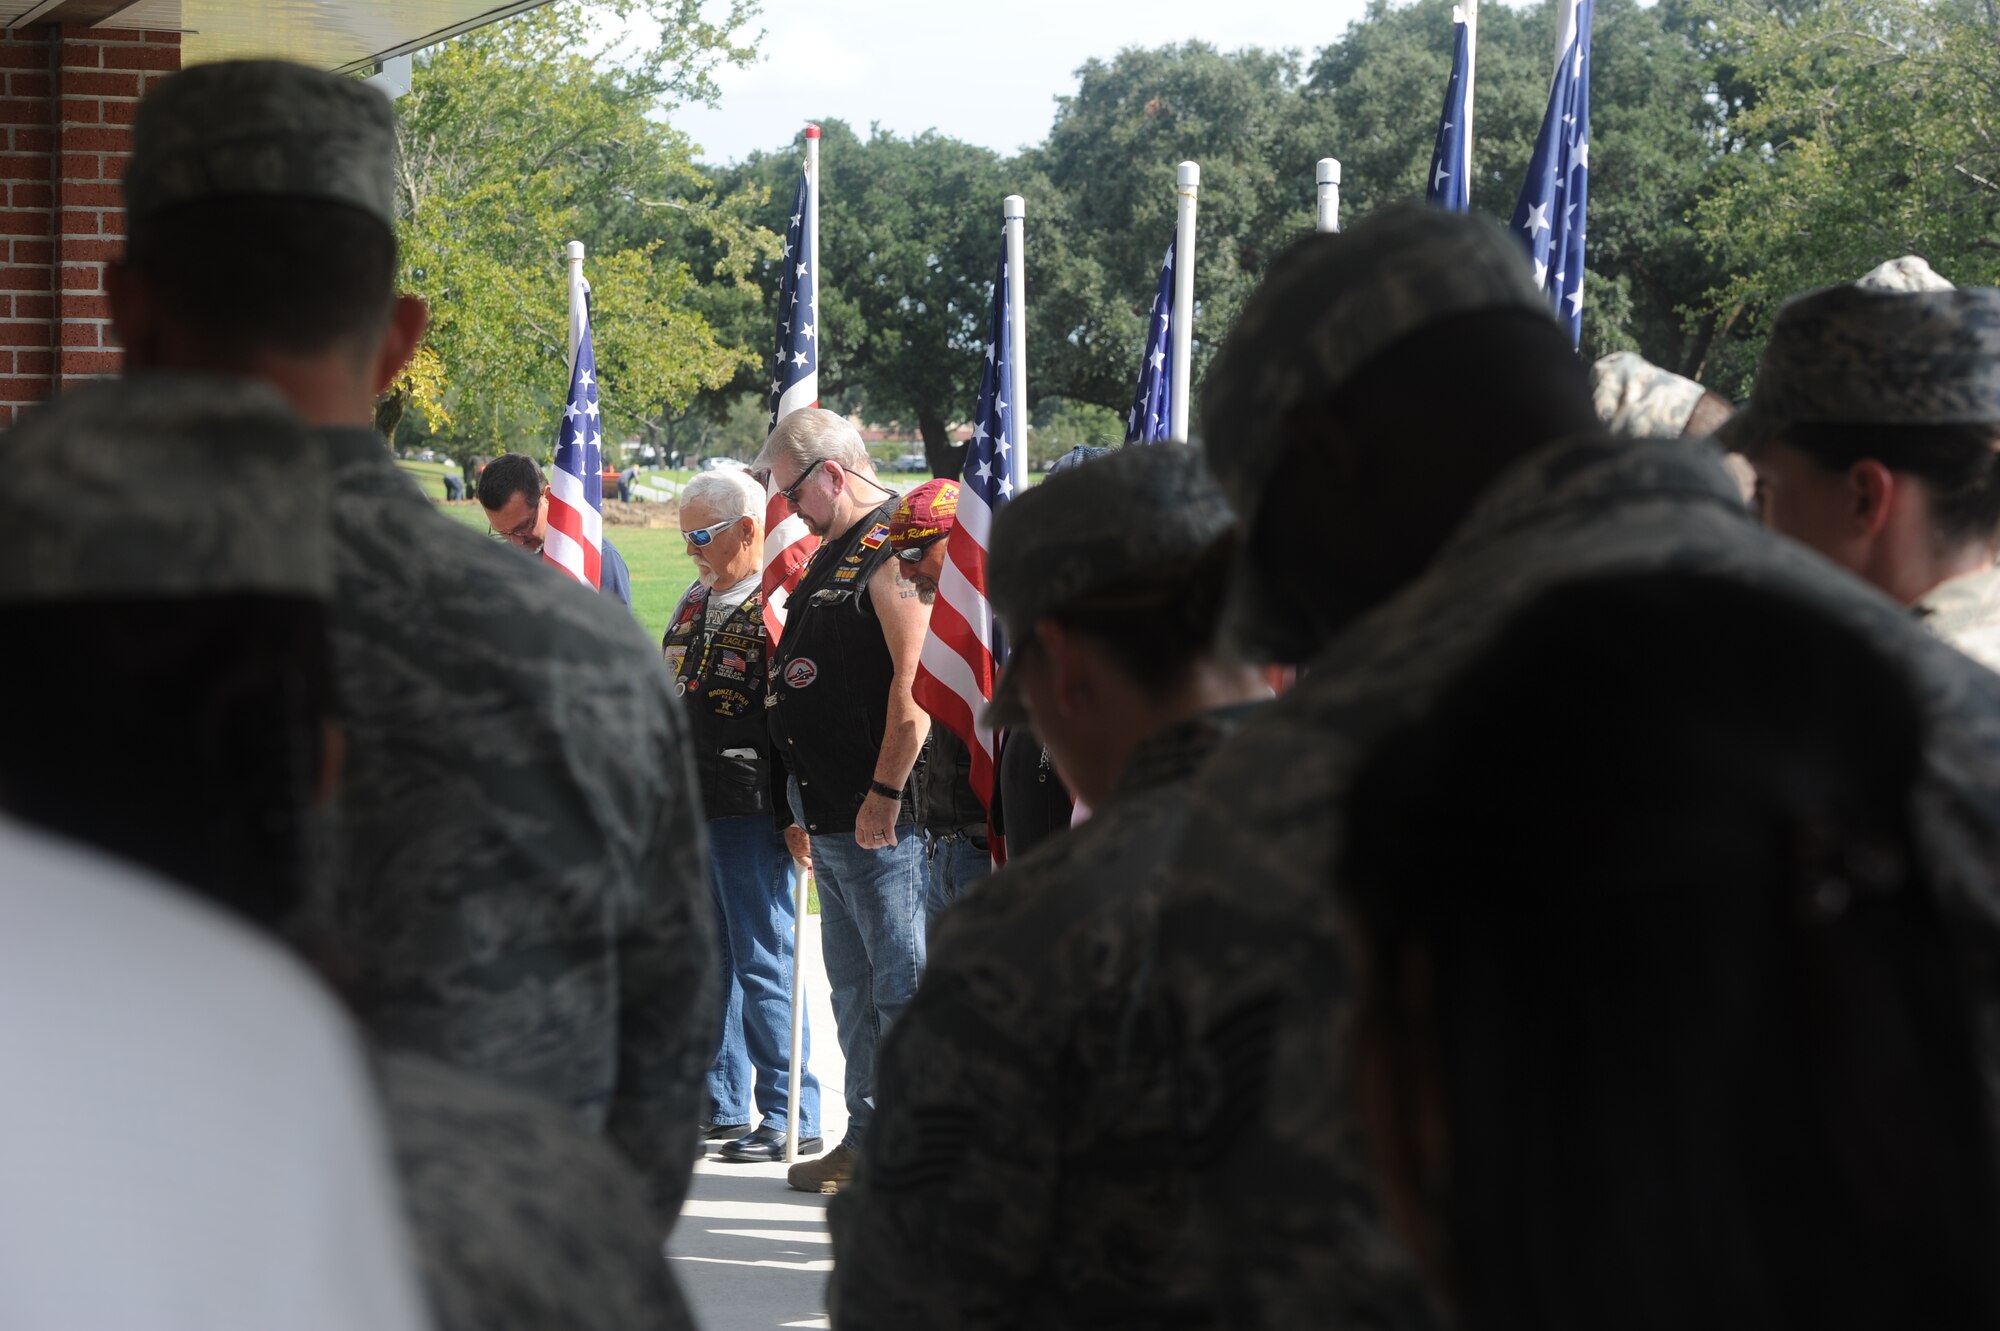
[[0, 0, 557, 74]]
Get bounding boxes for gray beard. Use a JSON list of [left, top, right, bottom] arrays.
[[918, 585, 937, 605]]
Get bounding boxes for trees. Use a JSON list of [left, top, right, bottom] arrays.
[[390, 0, 769, 463], [1689, 0, 2000, 394]]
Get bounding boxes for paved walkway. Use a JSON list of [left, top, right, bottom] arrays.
[[669, 913, 847, 1331]]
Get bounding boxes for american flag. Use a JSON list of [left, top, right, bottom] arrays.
[[761, 138, 821, 645], [1124, 241, 1174, 444], [546, 320, 604, 589], [1510, 0, 1592, 345], [912, 238, 1018, 809], [1427, 6, 1472, 212]]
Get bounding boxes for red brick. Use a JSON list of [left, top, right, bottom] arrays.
[[7, 72, 49, 100], [59, 238, 116, 263], [58, 97, 102, 125], [58, 208, 95, 234], [0, 99, 49, 126], [103, 101, 135, 126], [0, 320, 44, 345], [0, 210, 49, 236], [99, 209, 123, 237], [0, 42, 45, 71], [0, 153, 45, 179], [60, 348, 119, 374], [16, 347, 51, 373], [63, 127, 129, 153], [55, 40, 98, 70], [64, 292, 108, 318], [138, 71, 171, 94], [58, 319, 97, 347], [89, 28, 146, 44], [61, 71, 137, 99], [58, 262, 101, 290], [144, 30, 182, 45], [57, 154, 98, 180], [0, 376, 53, 403], [62, 181, 119, 208], [100, 45, 178, 72], [14, 127, 51, 154], [9, 182, 49, 209], [14, 293, 50, 320], [12, 239, 51, 264], [0, 264, 43, 289]]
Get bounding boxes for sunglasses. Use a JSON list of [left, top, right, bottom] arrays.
[[683, 519, 738, 548], [894, 535, 945, 563], [777, 458, 827, 505]]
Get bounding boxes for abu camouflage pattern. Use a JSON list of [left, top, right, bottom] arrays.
[[1917, 564, 2000, 675], [304, 427, 715, 1218], [1589, 351, 1708, 440]]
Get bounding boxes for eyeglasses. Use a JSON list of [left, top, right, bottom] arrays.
[[777, 458, 827, 506], [683, 519, 737, 548], [488, 517, 541, 550], [894, 535, 945, 564]]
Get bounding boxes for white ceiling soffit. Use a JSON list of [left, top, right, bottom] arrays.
[[0, 0, 558, 74]]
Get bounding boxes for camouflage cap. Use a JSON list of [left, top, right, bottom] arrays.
[[1199, 203, 1552, 524], [124, 60, 399, 229], [0, 374, 330, 604], [1718, 284, 2000, 456], [1856, 255, 1954, 293], [981, 444, 1232, 728], [889, 478, 959, 549], [1590, 352, 1708, 439]]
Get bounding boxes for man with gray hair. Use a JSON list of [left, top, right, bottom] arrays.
[[1143, 203, 2000, 1325], [663, 467, 822, 1164], [106, 59, 714, 1218], [756, 407, 933, 1194]]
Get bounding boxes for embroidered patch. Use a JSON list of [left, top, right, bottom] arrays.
[[784, 657, 820, 689], [859, 522, 890, 551], [717, 649, 748, 674], [833, 566, 859, 582]]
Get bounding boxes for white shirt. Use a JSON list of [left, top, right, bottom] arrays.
[[0, 816, 432, 1331]]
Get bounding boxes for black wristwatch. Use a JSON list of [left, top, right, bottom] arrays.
[[869, 779, 903, 801]]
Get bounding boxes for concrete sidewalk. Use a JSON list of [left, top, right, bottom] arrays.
[[669, 912, 847, 1331]]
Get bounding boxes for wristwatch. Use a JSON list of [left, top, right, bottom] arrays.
[[869, 779, 903, 801]]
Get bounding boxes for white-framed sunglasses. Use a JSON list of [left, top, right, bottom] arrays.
[[682, 520, 737, 548]]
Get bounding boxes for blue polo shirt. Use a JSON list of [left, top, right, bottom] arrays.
[[599, 538, 632, 610]]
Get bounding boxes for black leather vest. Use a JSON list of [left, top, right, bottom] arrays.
[[767, 499, 922, 834], [662, 580, 774, 821]]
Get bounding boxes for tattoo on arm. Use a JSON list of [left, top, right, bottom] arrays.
[[898, 587, 919, 599]]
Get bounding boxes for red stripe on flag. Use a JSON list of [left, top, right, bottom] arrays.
[[545, 495, 601, 588]]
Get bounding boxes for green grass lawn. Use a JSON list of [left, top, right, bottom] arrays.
[[436, 503, 698, 637]]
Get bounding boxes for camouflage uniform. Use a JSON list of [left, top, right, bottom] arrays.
[[1916, 567, 2000, 671], [122, 60, 717, 1214], [1151, 207, 2000, 1329], [1589, 351, 1707, 438], [830, 445, 1249, 1329], [379, 1050, 693, 1331]]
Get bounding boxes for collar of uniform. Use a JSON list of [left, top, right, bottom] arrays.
[[1109, 701, 1266, 804], [1437, 432, 1747, 565]]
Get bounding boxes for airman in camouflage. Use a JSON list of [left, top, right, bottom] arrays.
[[1722, 265, 2000, 672], [1146, 204, 2000, 1328], [828, 445, 1273, 1329], [114, 60, 716, 1214]]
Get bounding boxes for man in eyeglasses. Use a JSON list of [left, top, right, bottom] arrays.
[[477, 453, 633, 610], [756, 408, 934, 1195], [889, 479, 994, 932], [662, 469, 823, 1164]]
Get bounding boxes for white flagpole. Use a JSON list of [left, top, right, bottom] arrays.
[[1170, 162, 1198, 444], [565, 240, 587, 369], [1004, 194, 1029, 494], [786, 123, 821, 1168], [1315, 159, 1341, 234], [1463, 0, 1479, 190]]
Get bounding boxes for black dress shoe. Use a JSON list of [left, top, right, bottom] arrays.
[[701, 1120, 751, 1140], [718, 1125, 824, 1163]]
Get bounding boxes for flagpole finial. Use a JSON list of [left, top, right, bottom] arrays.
[[1004, 193, 1025, 222], [1317, 158, 1341, 186], [804, 123, 821, 140], [1177, 160, 1200, 190], [565, 240, 585, 261]]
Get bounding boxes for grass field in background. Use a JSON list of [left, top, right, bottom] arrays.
[[436, 502, 699, 637]]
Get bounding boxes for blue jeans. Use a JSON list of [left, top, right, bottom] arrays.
[[924, 830, 992, 937], [793, 784, 926, 1147], [704, 815, 821, 1136]]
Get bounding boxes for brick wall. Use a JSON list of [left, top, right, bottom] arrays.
[[0, 25, 179, 425]]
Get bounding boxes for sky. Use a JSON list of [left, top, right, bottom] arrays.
[[663, 0, 1379, 166]]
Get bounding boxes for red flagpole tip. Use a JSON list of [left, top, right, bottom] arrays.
[[805, 124, 821, 139]]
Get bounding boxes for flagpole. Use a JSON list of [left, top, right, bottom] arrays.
[[1003, 194, 1029, 493], [1170, 163, 1198, 443], [785, 123, 822, 1169], [1463, 0, 1478, 190], [1315, 159, 1341, 234], [565, 240, 586, 370]]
